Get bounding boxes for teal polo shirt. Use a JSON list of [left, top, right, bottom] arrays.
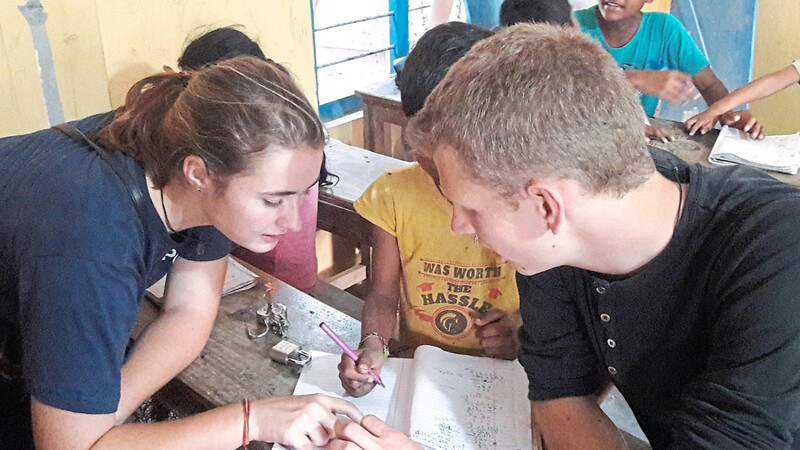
[[575, 7, 710, 116]]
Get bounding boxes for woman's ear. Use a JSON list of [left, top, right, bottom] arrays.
[[183, 155, 211, 192]]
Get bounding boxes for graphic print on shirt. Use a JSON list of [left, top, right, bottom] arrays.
[[410, 258, 505, 343]]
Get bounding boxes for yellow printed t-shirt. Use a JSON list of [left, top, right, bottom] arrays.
[[354, 163, 519, 355]]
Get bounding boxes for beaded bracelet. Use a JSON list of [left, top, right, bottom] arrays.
[[359, 332, 389, 358]]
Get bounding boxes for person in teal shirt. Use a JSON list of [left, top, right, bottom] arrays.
[[575, 0, 758, 137]]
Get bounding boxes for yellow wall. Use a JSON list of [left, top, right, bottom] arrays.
[[0, 0, 316, 137], [751, 1, 800, 134]]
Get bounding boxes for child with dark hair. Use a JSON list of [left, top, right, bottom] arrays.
[[337, 22, 521, 399], [499, 0, 574, 27], [178, 26, 331, 294]]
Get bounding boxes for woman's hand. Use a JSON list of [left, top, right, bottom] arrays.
[[251, 394, 363, 449], [338, 343, 388, 398]]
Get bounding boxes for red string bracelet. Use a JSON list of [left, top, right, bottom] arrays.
[[242, 398, 250, 450]]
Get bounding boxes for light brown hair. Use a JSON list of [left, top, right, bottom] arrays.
[[98, 56, 325, 189], [405, 23, 653, 198]]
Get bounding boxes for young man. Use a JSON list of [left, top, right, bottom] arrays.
[[406, 23, 800, 449]]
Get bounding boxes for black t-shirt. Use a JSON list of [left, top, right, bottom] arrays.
[[0, 113, 230, 414], [518, 149, 800, 448]]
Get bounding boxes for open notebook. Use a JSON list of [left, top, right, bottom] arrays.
[[276, 345, 535, 450], [708, 125, 800, 174]]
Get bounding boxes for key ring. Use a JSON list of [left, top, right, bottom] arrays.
[[246, 282, 290, 339]]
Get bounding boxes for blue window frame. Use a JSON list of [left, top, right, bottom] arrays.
[[312, 0, 432, 122]]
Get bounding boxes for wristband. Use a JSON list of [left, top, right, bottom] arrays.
[[242, 398, 250, 450]]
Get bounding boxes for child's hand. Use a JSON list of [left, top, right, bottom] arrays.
[[635, 70, 698, 105], [474, 310, 523, 360], [645, 125, 675, 143], [722, 110, 765, 140], [685, 108, 720, 136], [337, 346, 387, 398]]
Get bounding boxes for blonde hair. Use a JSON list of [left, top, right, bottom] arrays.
[[406, 23, 653, 198]]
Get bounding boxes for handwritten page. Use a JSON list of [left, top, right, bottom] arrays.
[[273, 353, 415, 450], [709, 126, 800, 174], [289, 353, 412, 424], [279, 346, 534, 450], [407, 346, 532, 450]]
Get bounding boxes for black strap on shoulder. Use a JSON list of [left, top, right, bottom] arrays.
[[52, 123, 149, 225]]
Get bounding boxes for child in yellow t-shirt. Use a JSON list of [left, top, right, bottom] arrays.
[[686, 59, 800, 140], [338, 22, 521, 398]]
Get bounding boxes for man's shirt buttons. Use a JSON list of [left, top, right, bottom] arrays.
[[600, 313, 611, 322], [607, 339, 616, 348], [596, 286, 607, 294], [607, 366, 618, 375]]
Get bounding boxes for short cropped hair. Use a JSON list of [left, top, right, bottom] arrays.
[[406, 24, 653, 197], [500, 0, 573, 27], [397, 22, 493, 117]]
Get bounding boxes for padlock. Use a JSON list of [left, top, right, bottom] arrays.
[[269, 340, 311, 366]]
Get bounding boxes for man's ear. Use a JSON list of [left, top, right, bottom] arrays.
[[525, 182, 564, 234], [183, 155, 211, 192]]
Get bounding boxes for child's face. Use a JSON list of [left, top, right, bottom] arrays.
[[596, 0, 652, 21]]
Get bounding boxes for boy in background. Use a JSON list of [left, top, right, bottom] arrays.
[[686, 59, 800, 139], [337, 22, 521, 398], [575, 0, 760, 140]]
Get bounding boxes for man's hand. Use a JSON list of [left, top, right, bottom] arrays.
[[628, 70, 699, 105], [329, 415, 422, 450], [337, 346, 387, 398], [474, 310, 523, 359]]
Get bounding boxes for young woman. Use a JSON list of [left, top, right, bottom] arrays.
[[178, 26, 332, 294], [0, 56, 361, 449]]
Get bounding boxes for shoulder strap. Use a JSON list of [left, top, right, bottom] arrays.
[[53, 123, 149, 225]]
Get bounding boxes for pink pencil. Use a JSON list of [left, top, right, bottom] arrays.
[[319, 322, 385, 388]]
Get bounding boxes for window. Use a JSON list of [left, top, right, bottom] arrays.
[[311, 0, 437, 121]]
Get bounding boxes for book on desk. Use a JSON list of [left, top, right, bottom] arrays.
[[276, 345, 536, 450], [709, 126, 800, 175], [145, 256, 258, 305]]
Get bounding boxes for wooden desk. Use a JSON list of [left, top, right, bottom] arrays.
[[647, 117, 800, 187], [318, 139, 411, 287], [355, 79, 407, 157], [133, 263, 361, 448]]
